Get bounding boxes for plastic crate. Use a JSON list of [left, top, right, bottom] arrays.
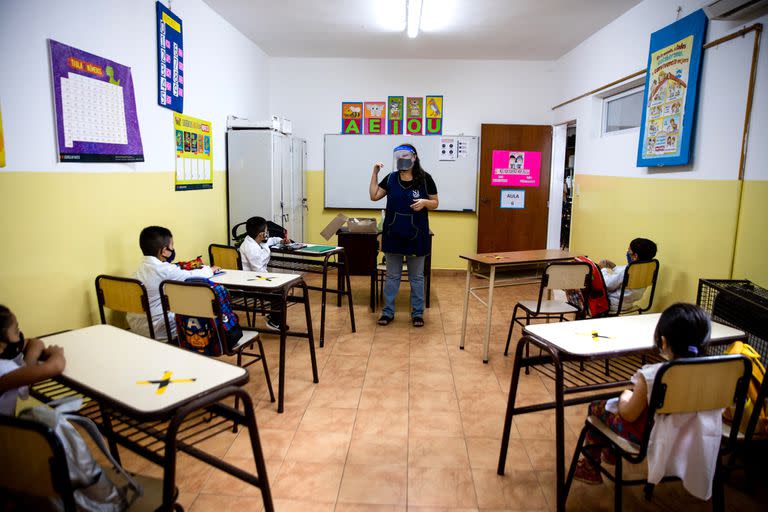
[[697, 279, 768, 361]]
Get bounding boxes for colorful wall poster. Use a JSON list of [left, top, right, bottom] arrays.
[[637, 9, 707, 167], [49, 40, 144, 162], [341, 102, 363, 134], [500, 189, 525, 209], [425, 95, 443, 135], [156, 1, 184, 112], [174, 113, 213, 191], [491, 150, 541, 187], [387, 96, 403, 134], [0, 103, 5, 168], [406, 97, 424, 135], [364, 102, 386, 135]]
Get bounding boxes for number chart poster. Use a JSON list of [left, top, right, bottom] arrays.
[[637, 9, 707, 167], [156, 1, 184, 112], [491, 150, 541, 187], [174, 114, 213, 191], [49, 40, 144, 162]]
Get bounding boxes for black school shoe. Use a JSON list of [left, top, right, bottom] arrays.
[[377, 315, 394, 326], [412, 317, 424, 327]]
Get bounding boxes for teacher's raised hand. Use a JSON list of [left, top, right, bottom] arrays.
[[373, 162, 384, 175]]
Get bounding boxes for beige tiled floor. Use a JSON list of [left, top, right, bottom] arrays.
[[108, 274, 764, 511]]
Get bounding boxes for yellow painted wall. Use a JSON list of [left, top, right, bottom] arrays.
[[570, 175, 742, 310], [732, 180, 768, 288], [0, 171, 228, 336], [304, 170, 477, 270]]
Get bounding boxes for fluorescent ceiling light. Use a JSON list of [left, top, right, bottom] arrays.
[[407, 0, 423, 38], [372, 0, 406, 31]]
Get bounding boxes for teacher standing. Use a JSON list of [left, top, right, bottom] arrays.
[[369, 144, 439, 327]]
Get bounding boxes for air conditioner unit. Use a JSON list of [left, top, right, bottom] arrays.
[[704, 0, 768, 20]]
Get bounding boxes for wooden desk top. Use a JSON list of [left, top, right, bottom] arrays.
[[211, 269, 303, 290], [460, 249, 574, 266], [524, 313, 745, 357], [42, 325, 247, 417]]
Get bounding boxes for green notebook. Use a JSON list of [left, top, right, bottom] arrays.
[[300, 245, 337, 253]]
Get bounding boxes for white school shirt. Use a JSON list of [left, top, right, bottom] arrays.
[[634, 363, 723, 501], [239, 235, 283, 272], [126, 256, 214, 340], [601, 265, 646, 313], [0, 352, 28, 416]]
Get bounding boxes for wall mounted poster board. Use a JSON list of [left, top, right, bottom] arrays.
[[174, 113, 213, 191], [49, 39, 144, 162], [324, 134, 479, 212], [491, 150, 541, 187], [637, 9, 707, 167], [156, 1, 184, 112]]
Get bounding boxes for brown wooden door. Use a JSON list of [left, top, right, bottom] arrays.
[[477, 124, 552, 253]]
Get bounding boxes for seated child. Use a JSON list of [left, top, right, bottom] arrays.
[[0, 305, 66, 416], [239, 216, 288, 273], [127, 226, 220, 340], [574, 303, 714, 495], [598, 237, 657, 313], [240, 217, 289, 331]]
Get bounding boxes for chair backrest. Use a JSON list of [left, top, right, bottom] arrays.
[[159, 280, 226, 344], [209, 244, 242, 270], [95, 274, 154, 339], [0, 415, 76, 510], [615, 259, 660, 314], [633, 355, 752, 460], [533, 262, 592, 312]]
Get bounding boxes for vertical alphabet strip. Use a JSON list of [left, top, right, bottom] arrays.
[[364, 102, 386, 135], [341, 102, 363, 134], [406, 97, 424, 135], [387, 96, 403, 135], [425, 95, 443, 135]]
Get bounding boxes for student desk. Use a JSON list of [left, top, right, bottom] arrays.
[[33, 325, 274, 512], [211, 270, 319, 413], [497, 313, 745, 512], [459, 249, 574, 363], [337, 228, 434, 312], [268, 244, 355, 347]]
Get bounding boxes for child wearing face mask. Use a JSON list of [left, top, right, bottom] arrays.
[[574, 304, 720, 500], [240, 217, 289, 331], [0, 305, 66, 416], [597, 237, 657, 313], [126, 226, 220, 341]]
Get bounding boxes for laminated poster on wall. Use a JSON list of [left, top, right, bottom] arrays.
[[49, 40, 144, 162], [439, 137, 457, 161], [174, 113, 213, 191], [491, 150, 541, 187], [406, 97, 424, 135], [364, 102, 386, 135], [156, 1, 184, 113], [425, 95, 443, 135], [342, 102, 363, 134], [387, 96, 404, 134], [637, 9, 707, 167], [500, 189, 525, 209]]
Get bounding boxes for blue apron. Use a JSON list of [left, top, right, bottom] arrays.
[[381, 172, 430, 256]]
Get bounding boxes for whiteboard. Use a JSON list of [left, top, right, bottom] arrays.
[[324, 134, 479, 212]]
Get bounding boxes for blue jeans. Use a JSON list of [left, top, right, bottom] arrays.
[[382, 253, 425, 319]]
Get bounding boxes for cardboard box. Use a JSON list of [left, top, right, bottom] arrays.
[[319, 213, 379, 240]]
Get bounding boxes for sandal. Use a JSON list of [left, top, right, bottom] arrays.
[[378, 315, 394, 326], [412, 317, 424, 327]]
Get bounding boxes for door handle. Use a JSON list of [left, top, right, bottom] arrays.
[[479, 198, 490, 204]]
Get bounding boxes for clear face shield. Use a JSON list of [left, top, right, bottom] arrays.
[[393, 147, 416, 172]]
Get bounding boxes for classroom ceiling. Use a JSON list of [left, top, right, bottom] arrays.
[[203, 0, 643, 60]]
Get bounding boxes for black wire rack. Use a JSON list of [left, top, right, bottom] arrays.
[[697, 279, 768, 361]]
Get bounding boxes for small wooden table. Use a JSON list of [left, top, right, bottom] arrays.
[[35, 325, 274, 512], [211, 270, 319, 413], [459, 249, 574, 363], [497, 314, 745, 512], [268, 244, 355, 347]]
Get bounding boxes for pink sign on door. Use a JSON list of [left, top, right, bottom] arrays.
[[491, 150, 541, 187]]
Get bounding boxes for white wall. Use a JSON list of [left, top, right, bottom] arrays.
[[0, 0, 270, 173], [268, 58, 557, 170], [552, 0, 768, 181]]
